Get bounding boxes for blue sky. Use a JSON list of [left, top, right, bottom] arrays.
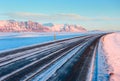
[[0, 0, 120, 30]]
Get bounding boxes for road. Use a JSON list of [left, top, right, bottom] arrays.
[[0, 33, 106, 81]]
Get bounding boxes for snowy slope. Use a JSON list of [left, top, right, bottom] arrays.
[[102, 32, 120, 81], [47, 24, 86, 32], [0, 20, 86, 32]]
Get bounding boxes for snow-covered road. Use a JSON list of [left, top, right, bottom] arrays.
[[1, 32, 118, 81], [0, 33, 104, 81]]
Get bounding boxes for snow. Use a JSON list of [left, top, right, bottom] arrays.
[[0, 32, 86, 52], [102, 32, 120, 81], [95, 38, 109, 81], [0, 32, 107, 52]]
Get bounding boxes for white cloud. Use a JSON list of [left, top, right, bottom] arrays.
[[1, 12, 120, 21]]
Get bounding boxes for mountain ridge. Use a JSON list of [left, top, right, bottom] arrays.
[[0, 20, 86, 32]]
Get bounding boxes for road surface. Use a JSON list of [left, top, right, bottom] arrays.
[[0, 33, 106, 81]]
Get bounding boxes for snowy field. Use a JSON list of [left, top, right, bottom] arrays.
[[0, 32, 87, 52], [101, 32, 120, 81]]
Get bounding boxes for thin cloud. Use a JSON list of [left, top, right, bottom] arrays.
[[2, 12, 88, 21], [1, 12, 120, 21]]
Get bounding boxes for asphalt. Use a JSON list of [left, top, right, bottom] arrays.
[[0, 33, 105, 81]]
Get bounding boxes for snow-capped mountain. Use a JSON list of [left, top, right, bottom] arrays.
[[0, 20, 49, 32], [47, 24, 86, 32], [0, 20, 86, 32]]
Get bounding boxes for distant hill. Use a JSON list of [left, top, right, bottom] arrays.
[[43, 23, 54, 27], [0, 20, 86, 32]]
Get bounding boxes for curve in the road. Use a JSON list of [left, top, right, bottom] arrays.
[[0, 33, 107, 81]]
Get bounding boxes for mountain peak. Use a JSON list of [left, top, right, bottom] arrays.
[[0, 20, 86, 32]]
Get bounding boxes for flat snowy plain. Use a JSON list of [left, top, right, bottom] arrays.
[[0, 32, 86, 52], [101, 32, 120, 81]]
